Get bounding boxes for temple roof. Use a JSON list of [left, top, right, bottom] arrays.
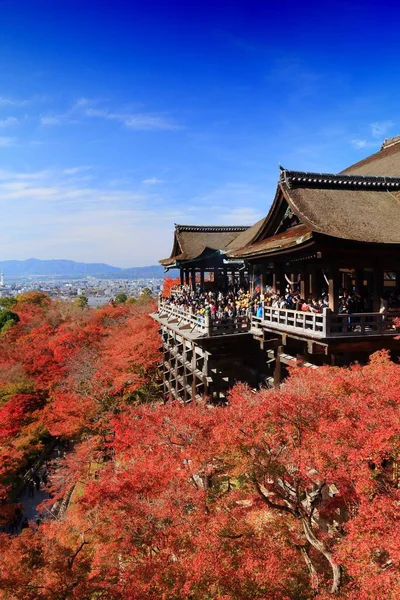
[[159, 224, 249, 267], [341, 135, 400, 176], [225, 216, 269, 251], [228, 224, 313, 258], [230, 168, 400, 259], [279, 169, 400, 244]]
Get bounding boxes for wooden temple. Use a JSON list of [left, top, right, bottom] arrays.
[[153, 136, 400, 401], [159, 224, 253, 290]]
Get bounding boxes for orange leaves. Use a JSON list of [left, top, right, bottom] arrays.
[[3, 294, 400, 598], [162, 275, 180, 298], [42, 392, 99, 438]]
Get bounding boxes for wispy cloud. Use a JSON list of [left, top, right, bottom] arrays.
[[142, 177, 163, 185], [350, 139, 378, 150], [85, 107, 179, 130], [40, 113, 79, 126], [370, 120, 394, 139], [0, 96, 29, 107], [40, 97, 180, 131], [63, 166, 92, 175], [0, 137, 15, 147], [0, 169, 266, 265], [0, 117, 19, 127]]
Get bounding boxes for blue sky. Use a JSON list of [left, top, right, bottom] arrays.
[[0, 0, 399, 266]]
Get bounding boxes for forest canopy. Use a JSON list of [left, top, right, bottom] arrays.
[[0, 293, 399, 599]]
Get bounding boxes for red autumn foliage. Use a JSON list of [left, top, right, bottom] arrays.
[[162, 275, 180, 298], [0, 294, 400, 599]]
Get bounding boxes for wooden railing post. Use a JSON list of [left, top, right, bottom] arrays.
[[322, 307, 331, 337], [204, 308, 212, 337]]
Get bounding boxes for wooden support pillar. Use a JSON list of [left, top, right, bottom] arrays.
[[272, 270, 277, 294], [372, 267, 384, 312], [328, 266, 341, 312], [223, 267, 228, 290], [185, 269, 190, 286], [191, 343, 197, 400], [239, 268, 246, 288], [274, 264, 285, 296], [191, 268, 196, 291], [395, 271, 400, 290], [309, 266, 318, 298], [274, 346, 283, 388], [200, 269, 205, 291], [250, 268, 255, 295], [180, 269, 184, 286], [354, 268, 364, 296], [182, 342, 188, 402], [230, 269, 236, 289], [299, 276, 305, 300]]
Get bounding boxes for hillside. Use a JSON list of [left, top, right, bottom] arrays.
[[0, 259, 168, 279]]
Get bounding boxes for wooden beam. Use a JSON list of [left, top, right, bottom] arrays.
[[328, 266, 340, 312]]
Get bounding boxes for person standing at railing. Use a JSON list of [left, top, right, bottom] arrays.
[[379, 296, 388, 329]]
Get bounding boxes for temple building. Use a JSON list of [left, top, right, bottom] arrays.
[[152, 137, 400, 402]]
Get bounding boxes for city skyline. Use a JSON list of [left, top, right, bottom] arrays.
[[0, 0, 398, 266]]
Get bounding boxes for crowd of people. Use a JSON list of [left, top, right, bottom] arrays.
[[162, 284, 400, 324], [162, 284, 334, 322]]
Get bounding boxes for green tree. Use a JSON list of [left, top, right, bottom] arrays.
[[126, 296, 137, 305], [0, 297, 17, 309], [114, 293, 128, 304], [141, 287, 152, 297], [0, 309, 19, 333], [74, 295, 88, 308]]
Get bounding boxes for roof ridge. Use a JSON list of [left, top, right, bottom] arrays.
[[280, 169, 400, 190], [175, 224, 250, 232], [381, 135, 400, 150]]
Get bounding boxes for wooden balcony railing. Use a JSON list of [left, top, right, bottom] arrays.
[[158, 300, 400, 339], [257, 305, 400, 338], [157, 300, 250, 337]]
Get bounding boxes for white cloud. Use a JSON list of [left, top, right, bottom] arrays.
[[351, 139, 368, 149], [63, 166, 92, 175], [124, 114, 178, 131], [370, 120, 394, 139], [40, 113, 79, 126], [0, 137, 15, 147], [40, 115, 63, 125], [350, 139, 378, 150], [40, 100, 179, 131], [0, 117, 19, 127], [0, 96, 29, 107], [142, 178, 163, 185], [0, 169, 267, 266], [85, 107, 179, 130]]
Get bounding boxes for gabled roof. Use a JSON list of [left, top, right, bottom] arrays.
[[230, 168, 400, 260], [341, 136, 400, 176], [160, 224, 249, 267], [225, 216, 269, 251], [279, 169, 400, 244]]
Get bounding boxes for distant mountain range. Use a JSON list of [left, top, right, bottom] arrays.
[[0, 259, 173, 279]]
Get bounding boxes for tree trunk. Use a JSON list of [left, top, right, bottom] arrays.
[[300, 545, 319, 594], [302, 518, 342, 594]]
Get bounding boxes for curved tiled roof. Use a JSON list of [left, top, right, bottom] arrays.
[[225, 216, 269, 251], [228, 224, 313, 258], [280, 169, 400, 244], [160, 224, 249, 266], [231, 168, 400, 260]]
